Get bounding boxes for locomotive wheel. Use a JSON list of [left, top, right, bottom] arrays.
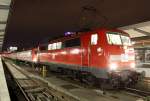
[[110, 78, 121, 89], [82, 73, 96, 86], [87, 75, 97, 86], [99, 79, 113, 90], [65, 69, 76, 79]]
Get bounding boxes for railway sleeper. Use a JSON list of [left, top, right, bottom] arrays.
[[25, 87, 45, 93], [28, 93, 36, 101]]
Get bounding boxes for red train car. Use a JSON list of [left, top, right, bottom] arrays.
[[3, 28, 141, 88], [3, 48, 38, 63], [37, 28, 139, 87], [16, 48, 38, 63]]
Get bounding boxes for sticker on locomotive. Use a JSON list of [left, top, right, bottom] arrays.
[[121, 54, 129, 62]]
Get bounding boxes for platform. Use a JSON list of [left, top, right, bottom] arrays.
[[0, 57, 10, 101], [136, 63, 150, 78]]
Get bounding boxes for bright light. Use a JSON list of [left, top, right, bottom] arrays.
[[9, 46, 18, 51], [131, 41, 135, 45], [64, 32, 75, 36], [33, 58, 37, 62], [109, 63, 118, 71], [130, 62, 135, 69], [70, 49, 80, 54], [61, 51, 67, 55], [123, 46, 128, 50]]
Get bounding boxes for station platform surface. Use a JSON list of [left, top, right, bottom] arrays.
[[136, 63, 150, 78], [0, 57, 10, 101]]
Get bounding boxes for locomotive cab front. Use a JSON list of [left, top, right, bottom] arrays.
[[105, 31, 140, 87]]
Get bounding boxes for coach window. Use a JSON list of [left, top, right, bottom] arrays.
[[65, 38, 81, 48], [56, 42, 62, 49], [48, 44, 52, 50], [52, 43, 57, 50], [91, 34, 98, 45]]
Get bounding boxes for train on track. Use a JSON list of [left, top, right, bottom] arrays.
[[3, 28, 143, 88]]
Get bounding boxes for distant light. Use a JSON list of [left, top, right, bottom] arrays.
[[70, 49, 80, 54], [33, 57, 37, 62], [109, 63, 118, 71], [64, 32, 75, 36], [130, 62, 135, 69], [131, 41, 135, 45], [9, 46, 18, 51], [61, 51, 67, 55]]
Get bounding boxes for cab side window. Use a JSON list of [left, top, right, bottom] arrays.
[[48, 42, 62, 50], [52, 43, 57, 50], [48, 44, 52, 50], [91, 33, 98, 45], [56, 42, 62, 49]]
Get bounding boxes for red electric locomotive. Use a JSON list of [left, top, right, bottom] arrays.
[[37, 28, 139, 87]]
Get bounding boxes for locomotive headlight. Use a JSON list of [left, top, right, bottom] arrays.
[[109, 63, 118, 71], [33, 58, 37, 62], [130, 62, 135, 69]]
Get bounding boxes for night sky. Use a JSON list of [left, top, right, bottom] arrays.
[[3, 0, 150, 50]]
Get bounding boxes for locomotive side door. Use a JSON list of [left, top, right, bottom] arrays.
[[81, 32, 104, 68], [89, 33, 104, 68]]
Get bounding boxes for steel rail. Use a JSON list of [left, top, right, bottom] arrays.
[[124, 87, 150, 97], [15, 79, 31, 101]]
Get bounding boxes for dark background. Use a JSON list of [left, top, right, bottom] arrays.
[[3, 0, 150, 50]]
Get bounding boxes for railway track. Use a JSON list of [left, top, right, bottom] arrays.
[[5, 62, 52, 101], [40, 67, 150, 98], [4, 61, 80, 101], [16, 80, 58, 101], [3, 59, 148, 101], [124, 87, 150, 97], [25, 87, 61, 101]]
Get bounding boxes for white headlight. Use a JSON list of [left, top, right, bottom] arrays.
[[130, 63, 135, 68], [109, 63, 118, 71], [33, 58, 37, 62]]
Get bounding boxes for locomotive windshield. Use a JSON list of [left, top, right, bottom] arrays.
[[106, 32, 131, 45], [121, 35, 131, 45]]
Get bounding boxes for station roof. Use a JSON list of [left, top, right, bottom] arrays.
[[120, 21, 150, 39], [0, 0, 11, 51], [2, 0, 150, 50], [119, 21, 150, 48]]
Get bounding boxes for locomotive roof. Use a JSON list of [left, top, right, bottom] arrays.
[[49, 32, 82, 43], [48, 28, 129, 44]]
